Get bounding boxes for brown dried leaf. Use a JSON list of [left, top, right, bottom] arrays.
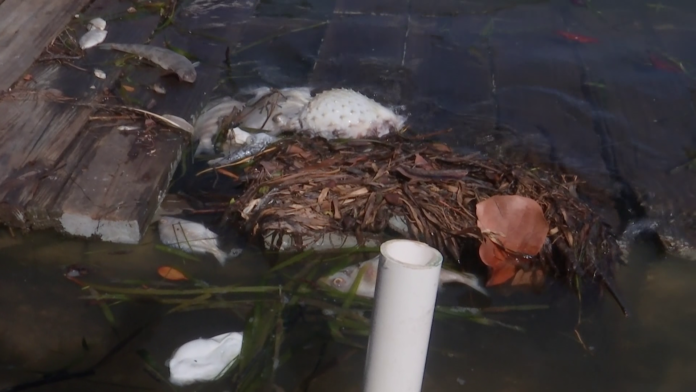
[[122, 84, 135, 92], [287, 144, 310, 158], [317, 188, 329, 205], [476, 195, 549, 256], [332, 199, 342, 220], [414, 154, 429, 166], [431, 143, 452, 153], [511, 269, 545, 286], [384, 192, 402, 206]]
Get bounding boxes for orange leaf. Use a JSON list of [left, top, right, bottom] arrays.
[[157, 266, 188, 281], [476, 195, 549, 256], [122, 84, 135, 92], [511, 269, 545, 287], [487, 263, 517, 286], [478, 237, 509, 268]]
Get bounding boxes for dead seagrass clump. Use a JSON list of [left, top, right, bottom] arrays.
[[228, 135, 626, 313]]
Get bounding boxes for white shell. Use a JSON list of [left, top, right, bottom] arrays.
[[167, 332, 243, 387], [162, 114, 194, 135], [193, 97, 245, 156], [93, 69, 106, 79], [87, 17, 106, 31], [295, 88, 406, 139], [79, 29, 107, 49]]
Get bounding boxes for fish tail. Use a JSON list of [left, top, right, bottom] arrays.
[[439, 269, 488, 296]]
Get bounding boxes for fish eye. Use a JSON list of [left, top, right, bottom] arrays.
[[332, 277, 345, 287], [272, 113, 285, 125]]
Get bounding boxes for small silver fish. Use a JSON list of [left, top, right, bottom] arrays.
[[158, 216, 241, 265], [319, 256, 488, 298], [98, 43, 197, 83], [238, 87, 312, 134]]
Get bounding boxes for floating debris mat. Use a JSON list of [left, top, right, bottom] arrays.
[[229, 135, 626, 312]]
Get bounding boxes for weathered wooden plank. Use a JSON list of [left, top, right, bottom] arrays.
[[310, 14, 408, 103], [489, 5, 612, 188], [0, 2, 163, 236], [0, 0, 90, 92], [52, 124, 186, 244]]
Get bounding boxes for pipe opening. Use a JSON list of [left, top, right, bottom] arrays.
[[380, 240, 442, 268]]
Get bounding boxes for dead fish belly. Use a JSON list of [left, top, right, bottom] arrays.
[[99, 43, 197, 83]]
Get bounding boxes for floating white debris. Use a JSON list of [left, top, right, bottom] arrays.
[[158, 216, 239, 265], [127, 6, 136, 13], [93, 69, 106, 79], [166, 332, 243, 387], [87, 17, 106, 31], [152, 84, 166, 94], [193, 97, 245, 156], [295, 88, 406, 139], [79, 29, 107, 49], [162, 114, 194, 135], [116, 125, 140, 131]]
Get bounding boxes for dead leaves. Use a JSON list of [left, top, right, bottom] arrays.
[[476, 195, 550, 287]]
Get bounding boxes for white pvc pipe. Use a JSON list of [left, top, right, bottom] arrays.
[[363, 239, 443, 392]]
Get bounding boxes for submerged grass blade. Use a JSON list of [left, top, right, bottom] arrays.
[[269, 249, 315, 272], [155, 244, 201, 261], [89, 288, 117, 329], [136, 349, 176, 391], [435, 306, 525, 331], [80, 281, 279, 296], [341, 263, 368, 309]]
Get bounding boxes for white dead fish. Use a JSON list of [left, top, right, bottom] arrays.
[[238, 87, 312, 134], [79, 29, 107, 49], [162, 114, 194, 135], [294, 88, 405, 139], [87, 17, 106, 31], [93, 69, 106, 79], [319, 255, 488, 298], [193, 97, 245, 156], [166, 332, 243, 387], [98, 43, 197, 83], [158, 216, 240, 265]]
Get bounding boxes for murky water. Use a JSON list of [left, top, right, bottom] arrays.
[[3, 0, 696, 391]]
